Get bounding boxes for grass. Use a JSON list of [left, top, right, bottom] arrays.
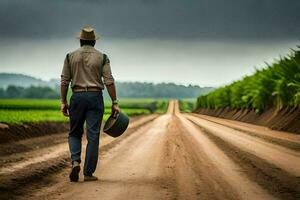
[[0, 109, 151, 124], [0, 110, 69, 124], [196, 47, 300, 113], [0, 98, 167, 112], [0, 98, 167, 124]]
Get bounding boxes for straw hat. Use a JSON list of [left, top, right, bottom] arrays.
[[76, 26, 100, 40]]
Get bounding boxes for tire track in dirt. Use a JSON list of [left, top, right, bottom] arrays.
[[185, 113, 300, 200], [176, 112, 276, 199], [164, 115, 240, 200], [184, 114, 300, 177], [189, 113, 300, 151], [193, 122, 300, 200]]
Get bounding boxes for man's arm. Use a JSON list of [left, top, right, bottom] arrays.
[[60, 54, 71, 117], [106, 83, 117, 102], [106, 83, 120, 117], [60, 85, 69, 116], [102, 56, 120, 117], [61, 85, 69, 104]]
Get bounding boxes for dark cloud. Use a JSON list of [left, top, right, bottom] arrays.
[[0, 0, 299, 39]]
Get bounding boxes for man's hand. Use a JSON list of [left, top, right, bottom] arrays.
[[61, 102, 69, 117], [112, 104, 120, 118]]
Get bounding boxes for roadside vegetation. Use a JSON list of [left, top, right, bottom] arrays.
[[0, 99, 168, 124], [179, 99, 196, 112], [196, 47, 300, 113]]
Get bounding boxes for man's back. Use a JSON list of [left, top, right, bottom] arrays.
[[61, 45, 114, 90]]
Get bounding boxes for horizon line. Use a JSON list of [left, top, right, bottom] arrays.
[[0, 72, 216, 88]]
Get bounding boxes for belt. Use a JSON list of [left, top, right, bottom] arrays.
[[72, 86, 102, 93]]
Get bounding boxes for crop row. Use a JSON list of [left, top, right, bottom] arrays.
[[0, 98, 167, 113], [0, 108, 151, 124], [196, 47, 300, 113], [0, 99, 168, 124]]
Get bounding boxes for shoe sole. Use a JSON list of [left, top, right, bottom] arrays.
[[84, 177, 98, 182], [69, 166, 80, 182]]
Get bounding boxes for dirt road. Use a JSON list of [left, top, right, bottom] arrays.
[[1, 101, 299, 200]]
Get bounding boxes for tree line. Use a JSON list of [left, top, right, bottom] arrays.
[[0, 86, 59, 99], [0, 82, 213, 99]]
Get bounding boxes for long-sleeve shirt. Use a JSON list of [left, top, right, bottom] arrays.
[[61, 45, 115, 89]]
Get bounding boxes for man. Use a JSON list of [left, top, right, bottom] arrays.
[[60, 26, 120, 182]]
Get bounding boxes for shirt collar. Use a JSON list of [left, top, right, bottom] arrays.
[[82, 45, 94, 48]]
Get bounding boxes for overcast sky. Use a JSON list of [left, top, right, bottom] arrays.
[[0, 0, 299, 86], [1, 0, 300, 39]]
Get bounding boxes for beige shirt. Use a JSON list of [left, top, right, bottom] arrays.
[[61, 45, 115, 89]]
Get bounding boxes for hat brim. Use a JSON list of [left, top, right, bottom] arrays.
[[76, 32, 100, 40]]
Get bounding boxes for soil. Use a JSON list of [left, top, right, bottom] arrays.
[[194, 107, 300, 134], [0, 102, 299, 200], [0, 122, 69, 144]]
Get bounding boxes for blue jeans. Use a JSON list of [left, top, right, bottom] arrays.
[[68, 91, 104, 176]]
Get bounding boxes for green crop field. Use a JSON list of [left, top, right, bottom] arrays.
[[196, 47, 300, 113], [0, 98, 168, 124]]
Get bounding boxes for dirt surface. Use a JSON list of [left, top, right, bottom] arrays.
[[194, 107, 300, 134], [1, 101, 299, 200], [0, 115, 158, 199], [0, 122, 69, 144]]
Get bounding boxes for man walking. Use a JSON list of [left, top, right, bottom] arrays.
[[60, 26, 120, 182]]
